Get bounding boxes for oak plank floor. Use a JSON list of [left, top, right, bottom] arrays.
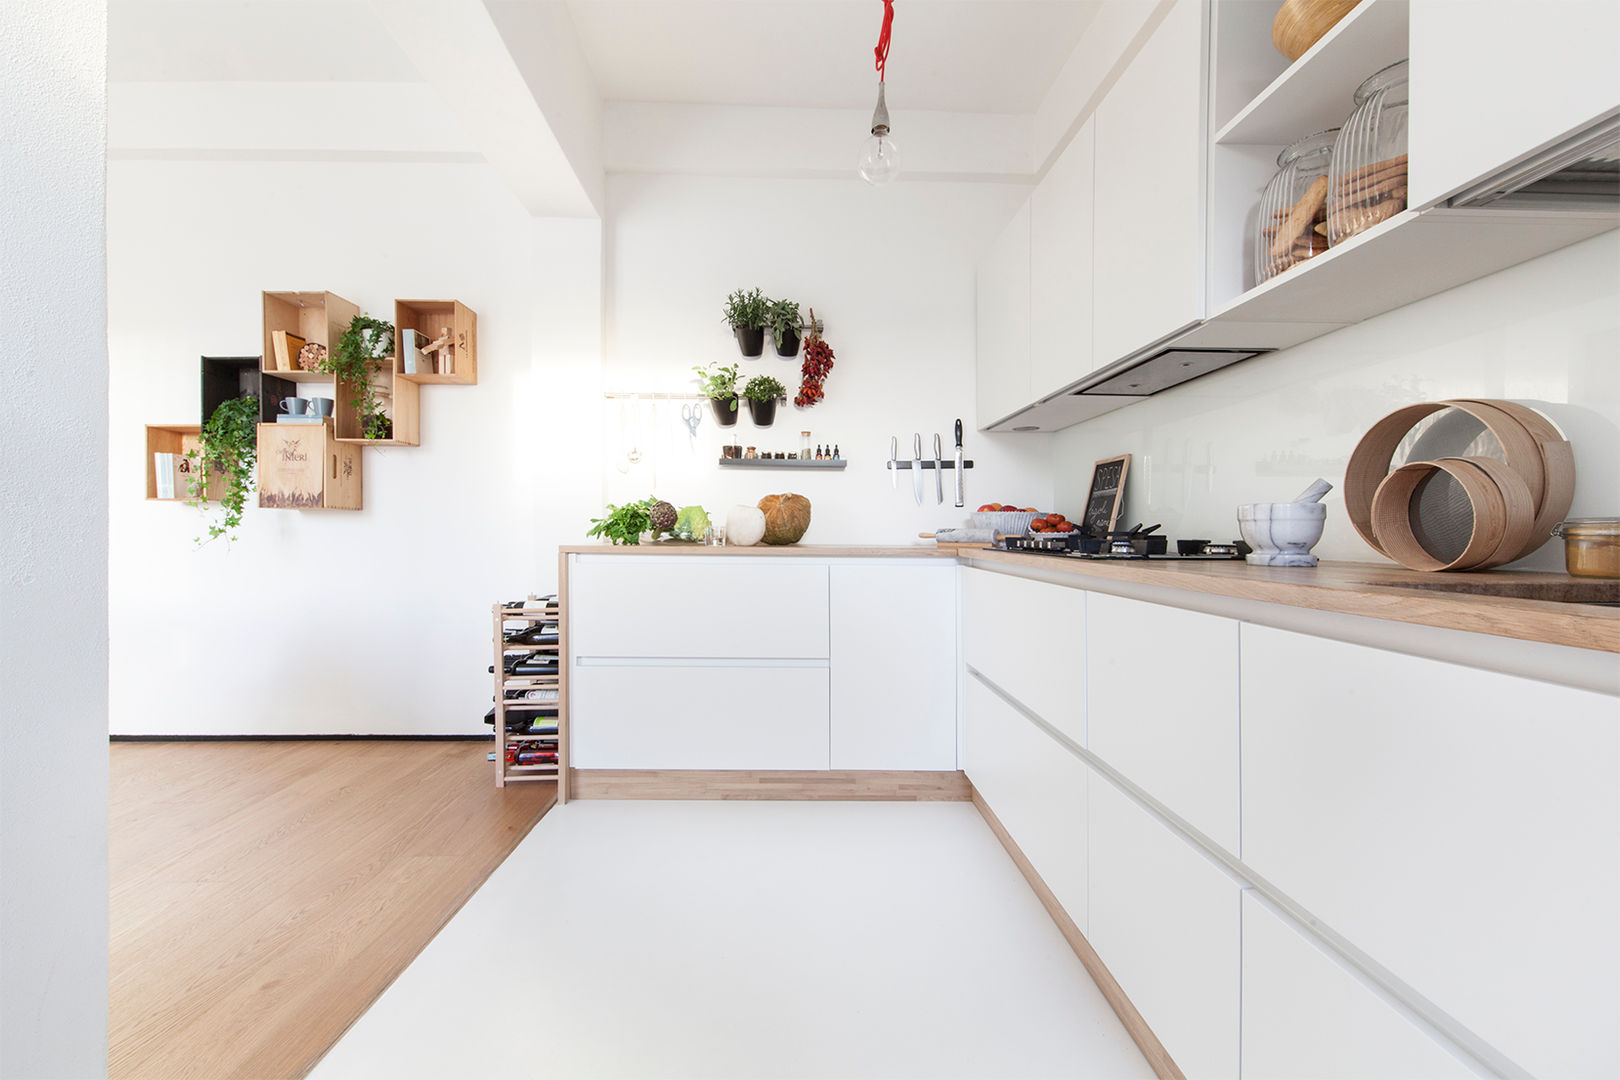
[[110, 740, 553, 1080]]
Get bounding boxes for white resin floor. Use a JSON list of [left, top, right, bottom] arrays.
[[310, 799, 1152, 1080]]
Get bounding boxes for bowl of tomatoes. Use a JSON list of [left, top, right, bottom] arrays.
[[971, 503, 1039, 535], [1027, 511, 1079, 536]]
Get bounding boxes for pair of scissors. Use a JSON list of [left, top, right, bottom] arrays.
[[681, 403, 702, 438]]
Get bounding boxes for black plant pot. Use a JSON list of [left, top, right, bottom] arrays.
[[774, 326, 801, 357], [710, 395, 739, 426], [734, 326, 765, 358], [748, 396, 778, 427]]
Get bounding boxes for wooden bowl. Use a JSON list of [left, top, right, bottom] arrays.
[[1272, 0, 1363, 62], [1372, 458, 1509, 572]]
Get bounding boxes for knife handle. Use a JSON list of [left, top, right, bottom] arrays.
[[955, 419, 963, 448]]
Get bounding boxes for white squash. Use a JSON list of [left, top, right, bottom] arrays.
[[726, 504, 767, 547]]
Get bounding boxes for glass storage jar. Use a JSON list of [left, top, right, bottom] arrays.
[[1254, 128, 1339, 283], [1328, 59, 1409, 244]]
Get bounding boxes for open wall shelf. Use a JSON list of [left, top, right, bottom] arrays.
[[395, 299, 477, 385], [261, 291, 359, 379]]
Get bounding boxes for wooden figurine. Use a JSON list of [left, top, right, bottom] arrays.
[[421, 328, 454, 377]]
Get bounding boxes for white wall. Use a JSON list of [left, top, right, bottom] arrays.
[[1053, 230, 1620, 571], [602, 173, 1056, 542], [108, 159, 603, 735], [0, 0, 110, 1073]]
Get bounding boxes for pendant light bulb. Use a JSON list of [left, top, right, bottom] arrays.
[[859, 82, 900, 185]]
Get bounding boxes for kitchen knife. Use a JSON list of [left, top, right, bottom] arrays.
[[953, 419, 964, 507], [933, 433, 944, 504], [912, 434, 925, 506], [890, 435, 898, 488]]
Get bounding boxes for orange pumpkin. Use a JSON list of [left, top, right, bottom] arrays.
[[757, 493, 812, 545]]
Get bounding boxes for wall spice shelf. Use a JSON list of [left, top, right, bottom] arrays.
[[717, 458, 848, 470]]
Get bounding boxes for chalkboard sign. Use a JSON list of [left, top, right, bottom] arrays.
[[1082, 454, 1130, 537]]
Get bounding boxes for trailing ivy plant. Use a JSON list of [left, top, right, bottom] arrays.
[[585, 497, 657, 546], [312, 314, 395, 440], [186, 395, 258, 545]]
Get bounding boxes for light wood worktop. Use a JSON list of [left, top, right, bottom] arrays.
[[960, 548, 1619, 654], [560, 542, 1617, 653]]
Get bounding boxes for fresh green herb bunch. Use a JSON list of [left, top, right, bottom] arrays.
[[721, 288, 768, 330], [692, 362, 740, 410], [586, 497, 658, 545], [187, 395, 258, 545], [313, 313, 395, 440], [742, 374, 785, 402], [765, 298, 801, 349]]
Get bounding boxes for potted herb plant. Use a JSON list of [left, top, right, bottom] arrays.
[[693, 362, 741, 426], [185, 394, 258, 545], [722, 287, 768, 358], [312, 313, 395, 440], [766, 298, 802, 357], [742, 373, 786, 427]]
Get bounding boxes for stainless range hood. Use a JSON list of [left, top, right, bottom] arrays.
[[1075, 346, 1268, 396]]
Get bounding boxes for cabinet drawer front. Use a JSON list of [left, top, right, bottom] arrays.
[[570, 556, 829, 658], [829, 563, 956, 770], [1242, 894, 1474, 1080], [965, 675, 1087, 927], [1087, 593, 1239, 851], [961, 569, 1087, 747], [571, 664, 829, 770], [1089, 775, 1241, 1080], [1241, 624, 1620, 1078]]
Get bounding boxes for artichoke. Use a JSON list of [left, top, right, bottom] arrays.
[[648, 499, 677, 535]]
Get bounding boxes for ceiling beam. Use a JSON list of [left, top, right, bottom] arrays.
[[366, 0, 603, 218]]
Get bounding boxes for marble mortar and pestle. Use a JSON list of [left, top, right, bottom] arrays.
[[1238, 478, 1332, 567]]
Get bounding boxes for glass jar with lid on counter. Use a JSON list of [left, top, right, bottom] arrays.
[[1255, 127, 1338, 283]]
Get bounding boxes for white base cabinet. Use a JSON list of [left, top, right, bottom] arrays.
[[1241, 624, 1620, 1079], [830, 563, 956, 770], [960, 568, 1087, 748], [964, 674, 1088, 931], [571, 664, 830, 770], [1088, 774, 1241, 1080], [1241, 893, 1476, 1080], [1086, 593, 1239, 852]]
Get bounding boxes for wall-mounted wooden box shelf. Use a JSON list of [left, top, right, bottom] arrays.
[[257, 420, 363, 510], [394, 299, 477, 385], [201, 355, 297, 426], [261, 291, 359, 379], [145, 424, 214, 501], [335, 364, 421, 446]]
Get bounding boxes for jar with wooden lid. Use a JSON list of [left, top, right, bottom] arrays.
[[1551, 518, 1620, 578], [1328, 59, 1409, 245], [1255, 128, 1339, 283]]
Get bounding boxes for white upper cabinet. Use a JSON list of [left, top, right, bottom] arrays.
[[1241, 624, 1620, 1079], [975, 197, 1032, 429], [1409, 0, 1620, 208], [1092, 0, 1208, 370], [1030, 116, 1096, 400]]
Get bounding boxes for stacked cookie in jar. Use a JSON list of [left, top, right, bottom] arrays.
[[1254, 59, 1409, 284]]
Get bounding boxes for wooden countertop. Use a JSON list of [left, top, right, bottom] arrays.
[[560, 544, 955, 558], [960, 548, 1619, 654], [558, 542, 1617, 653]]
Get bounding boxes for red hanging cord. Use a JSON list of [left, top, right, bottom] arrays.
[[873, 0, 895, 81]]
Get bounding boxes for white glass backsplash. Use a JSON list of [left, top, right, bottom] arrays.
[[1054, 230, 1620, 572]]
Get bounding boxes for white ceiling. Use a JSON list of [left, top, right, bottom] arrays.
[[111, 0, 1101, 115], [555, 0, 1102, 113]]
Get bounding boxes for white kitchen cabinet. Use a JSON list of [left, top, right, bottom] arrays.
[[960, 568, 1087, 747], [974, 197, 1032, 429], [1086, 593, 1239, 852], [1030, 116, 1095, 399], [964, 674, 1088, 929], [1241, 624, 1620, 1079], [569, 556, 828, 659], [829, 563, 956, 770], [1409, 0, 1620, 208], [1241, 893, 1476, 1080], [571, 663, 829, 770], [1092, 0, 1208, 370], [1088, 772, 1241, 1080]]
